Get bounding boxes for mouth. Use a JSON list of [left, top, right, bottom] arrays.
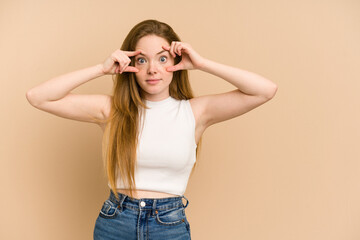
[[146, 79, 161, 84]]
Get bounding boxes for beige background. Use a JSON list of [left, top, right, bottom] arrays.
[[1, 0, 359, 239]]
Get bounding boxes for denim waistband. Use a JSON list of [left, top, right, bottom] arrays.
[[108, 190, 189, 212]]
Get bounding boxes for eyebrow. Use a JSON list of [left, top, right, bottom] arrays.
[[137, 50, 168, 57]]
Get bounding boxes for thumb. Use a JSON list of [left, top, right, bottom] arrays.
[[167, 63, 183, 72], [124, 66, 139, 72]]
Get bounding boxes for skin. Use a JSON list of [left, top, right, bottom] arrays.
[[117, 35, 261, 199], [116, 35, 207, 199], [26, 33, 277, 200], [117, 35, 180, 198], [133, 35, 176, 102], [104, 35, 202, 199]]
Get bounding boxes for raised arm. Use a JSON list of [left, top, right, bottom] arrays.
[[164, 41, 278, 129], [26, 64, 105, 105], [25, 49, 141, 125]]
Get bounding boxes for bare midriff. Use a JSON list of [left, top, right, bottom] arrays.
[[116, 189, 180, 199]]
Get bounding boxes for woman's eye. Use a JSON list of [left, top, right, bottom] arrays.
[[137, 58, 145, 64], [160, 56, 167, 62]]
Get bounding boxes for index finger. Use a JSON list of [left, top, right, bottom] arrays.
[[124, 50, 142, 57], [162, 45, 175, 58], [162, 45, 171, 51]]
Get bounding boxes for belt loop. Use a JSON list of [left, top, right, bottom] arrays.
[[152, 199, 157, 216], [181, 195, 189, 208], [117, 193, 126, 212]]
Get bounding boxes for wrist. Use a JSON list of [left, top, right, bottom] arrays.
[[95, 63, 107, 76], [197, 58, 211, 72]]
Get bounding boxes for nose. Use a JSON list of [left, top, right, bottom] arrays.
[[147, 61, 158, 75]]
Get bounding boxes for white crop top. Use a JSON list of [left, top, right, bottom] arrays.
[[108, 96, 197, 196]]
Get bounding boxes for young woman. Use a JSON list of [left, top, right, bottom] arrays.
[[26, 19, 277, 240]]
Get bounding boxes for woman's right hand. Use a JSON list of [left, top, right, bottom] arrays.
[[101, 49, 142, 75]]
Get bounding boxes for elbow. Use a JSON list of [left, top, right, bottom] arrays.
[[25, 90, 33, 105], [26, 90, 39, 107], [265, 84, 278, 99]]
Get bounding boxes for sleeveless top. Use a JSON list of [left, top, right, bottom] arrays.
[[108, 96, 197, 196]]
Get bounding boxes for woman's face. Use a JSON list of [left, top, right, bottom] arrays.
[[134, 35, 175, 101]]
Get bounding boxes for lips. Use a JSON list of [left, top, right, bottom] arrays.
[[146, 79, 161, 85]]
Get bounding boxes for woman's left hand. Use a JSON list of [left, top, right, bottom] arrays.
[[162, 41, 206, 72]]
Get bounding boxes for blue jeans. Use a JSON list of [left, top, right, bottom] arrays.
[[93, 190, 191, 240]]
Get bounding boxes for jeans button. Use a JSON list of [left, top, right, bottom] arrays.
[[140, 201, 146, 207]]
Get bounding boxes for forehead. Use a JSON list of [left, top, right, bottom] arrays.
[[135, 35, 170, 55]]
